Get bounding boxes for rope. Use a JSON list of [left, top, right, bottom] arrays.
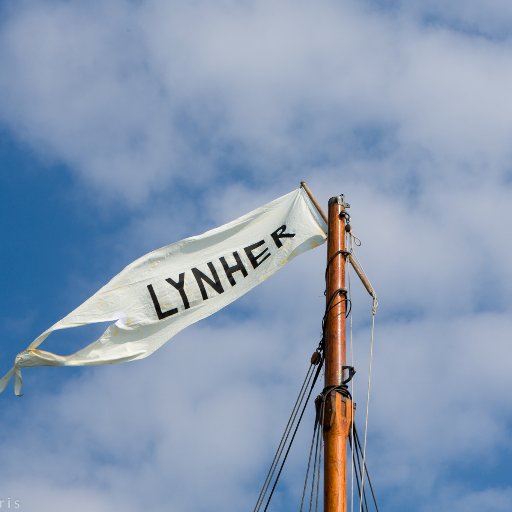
[[262, 359, 324, 512], [299, 414, 320, 512], [354, 425, 379, 511], [349, 435, 364, 512], [324, 250, 350, 282], [314, 411, 323, 512], [358, 296, 378, 512], [255, 279, 348, 511], [308, 415, 321, 512], [253, 360, 318, 512], [322, 289, 352, 338], [347, 231, 379, 512], [347, 250, 355, 512], [300, 389, 325, 512], [353, 432, 370, 512]]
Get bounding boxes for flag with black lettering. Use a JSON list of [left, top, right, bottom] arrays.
[[0, 187, 327, 395]]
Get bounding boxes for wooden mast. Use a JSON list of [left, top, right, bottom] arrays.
[[324, 195, 352, 512]]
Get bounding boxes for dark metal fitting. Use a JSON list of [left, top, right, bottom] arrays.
[[341, 366, 356, 385]]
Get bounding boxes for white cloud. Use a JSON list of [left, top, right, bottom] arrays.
[[2, 0, 512, 202]]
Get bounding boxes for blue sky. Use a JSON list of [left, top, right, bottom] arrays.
[[1, 0, 512, 510]]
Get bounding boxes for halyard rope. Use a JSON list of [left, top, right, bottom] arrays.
[[350, 235, 379, 512]]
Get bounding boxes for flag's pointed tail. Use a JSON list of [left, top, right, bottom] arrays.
[[0, 366, 22, 396]]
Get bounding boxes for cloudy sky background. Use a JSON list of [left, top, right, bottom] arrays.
[[1, 0, 512, 510]]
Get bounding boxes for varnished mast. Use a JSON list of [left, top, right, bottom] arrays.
[[324, 195, 352, 512]]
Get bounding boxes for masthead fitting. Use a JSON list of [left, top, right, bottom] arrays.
[[328, 195, 350, 208]]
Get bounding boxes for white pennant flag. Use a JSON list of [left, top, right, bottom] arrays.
[[0, 187, 327, 395]]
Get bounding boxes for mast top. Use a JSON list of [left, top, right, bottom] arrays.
[[328, 195, 350, 208]]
